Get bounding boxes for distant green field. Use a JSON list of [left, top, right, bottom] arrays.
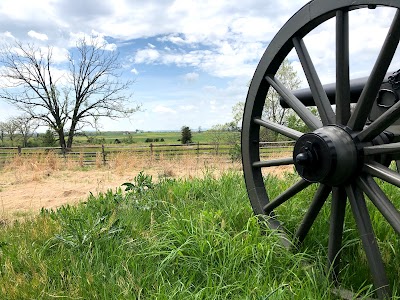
[[73, 130, 240, 145]]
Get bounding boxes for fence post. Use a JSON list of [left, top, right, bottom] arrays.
[[101, 144, 106, 166], [197, 142, 200, 157], [150, 143, 153, 160], [17, 146, 21, 156]]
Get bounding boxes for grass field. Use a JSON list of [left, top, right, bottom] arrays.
[[0, 129, 241, 148], [73, 130, 239, 145], [0, 171, 398, 299]]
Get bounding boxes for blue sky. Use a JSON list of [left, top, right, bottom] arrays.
[[0, 1, 399, 131]]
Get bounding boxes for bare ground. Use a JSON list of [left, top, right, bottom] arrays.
[[0, 152, 291, 220]]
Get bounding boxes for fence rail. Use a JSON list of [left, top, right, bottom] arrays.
[[0, 141, 295, 167]]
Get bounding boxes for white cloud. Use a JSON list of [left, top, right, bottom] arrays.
[[68, 31, 117, 51], [148, 43, 156, 48], [153, 105, 177, 114], [28, 30, 48, 41], [104, 43, 117, 51], [1, 31, 14, 39], [131, 68, 139, 75], [158, 34, 190, 45], [179, 105, 196, 111], [48, 46, 69, 63], [183, 72, 199, 82], [134, 40, 264, 79], [134, 48, 160, 64]]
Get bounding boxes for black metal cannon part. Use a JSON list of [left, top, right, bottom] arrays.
[[282, 71, 400, 127], [241, 1, 400, 299]]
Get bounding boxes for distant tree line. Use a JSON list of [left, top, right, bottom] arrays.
[[145, 138, 165, 143]]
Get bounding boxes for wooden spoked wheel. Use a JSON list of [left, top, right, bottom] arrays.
[[241, 1, 400, 298]]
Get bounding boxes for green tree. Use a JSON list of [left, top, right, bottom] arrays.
[[230, 59, 302, 142], [41, 129, 57, 147], [209, 120, 241, 161], [261, 59, 302, 141], [181, 126, 192, 144], [232, 101, 244, 129]]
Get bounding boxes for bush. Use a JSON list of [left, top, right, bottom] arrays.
[[123, 135, 136, 144], [86, 136, 106, 144], [229, 143, 241, 162], [41, 130, 57, 147]]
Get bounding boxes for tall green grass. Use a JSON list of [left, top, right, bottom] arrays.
[[0, 172, 398, 299]]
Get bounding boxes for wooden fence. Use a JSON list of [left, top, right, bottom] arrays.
[[0, 141, 294, 167]]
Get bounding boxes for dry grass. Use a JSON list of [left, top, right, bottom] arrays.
[[0, 150, 292, 221], [0, 152, 241, 219], [109, 151, 243, 179]]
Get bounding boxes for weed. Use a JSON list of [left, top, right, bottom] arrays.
[[122, 171, 154, 194]]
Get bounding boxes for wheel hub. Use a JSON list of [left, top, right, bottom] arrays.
[[293, 126, 359, 186]]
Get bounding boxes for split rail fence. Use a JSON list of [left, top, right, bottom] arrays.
[[0, 141, 294, 167]]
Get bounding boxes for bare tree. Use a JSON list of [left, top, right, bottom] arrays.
[[0, 122, 4, 143], [14, 115, 39, 147], [1, 118, 19, 145], [0, 38, 139, 150]]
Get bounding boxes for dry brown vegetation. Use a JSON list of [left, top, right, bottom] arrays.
[[0, 152, 238, 219], [0, 151, 291, 220]]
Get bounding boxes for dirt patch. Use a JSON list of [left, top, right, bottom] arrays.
[[0, 153, 291, 219], [0, 155, 234, 218], [0, 169, 124, 214]]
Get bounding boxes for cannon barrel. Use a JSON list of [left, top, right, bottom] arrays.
[[280, 73, 392, 108]]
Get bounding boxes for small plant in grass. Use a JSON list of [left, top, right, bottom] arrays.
[[52, 208, 123, 250], [122, 171, 160, 211], [122, 171, 154, 194], [228, 143, 241, 161]]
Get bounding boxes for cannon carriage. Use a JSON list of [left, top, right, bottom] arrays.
[[241, 1, 400, 298]]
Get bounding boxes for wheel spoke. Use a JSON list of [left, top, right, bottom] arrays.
[[252, 157, 293, 168], [335, 9, 350, 125], [345, 184, 391, 299], [327, 187, 347, 283], [357, 175, 400, 235], [364, 161, 400, 188], [347, 9, 400, 131], [263, 179, 311, 214], [357, 99, 400, 142], [293, 37, 335, 125], [253, 117, 302, 140], [294, 184, 331, 246], [363, 142, 400, 156], [265, 75, 323, 130]]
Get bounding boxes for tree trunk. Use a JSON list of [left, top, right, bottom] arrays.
[[22, 135, 27, 147], [66, 122, 77, 149], [57, 129, 67, 151]]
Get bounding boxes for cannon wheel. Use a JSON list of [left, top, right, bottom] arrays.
[[242, 1, 400, 298]]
